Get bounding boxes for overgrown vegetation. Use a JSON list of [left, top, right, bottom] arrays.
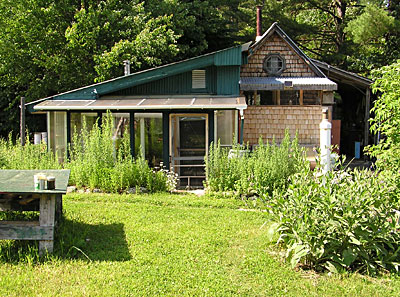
[[65, 113, 175, 193], [205, 132, 308, 198], [367, 60, 400, 192], [258, 61, 400, 276], [269, 159, 400, 275], [0, 134, 60, 170], [0, 114, 176, 193]]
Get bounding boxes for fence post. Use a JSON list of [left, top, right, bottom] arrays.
[[20, 96, 26, 146], [320, 108, 332, 174]]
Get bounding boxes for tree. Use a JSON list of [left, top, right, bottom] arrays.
[[0, 0, 181, 136], [367, 61, 400, 179], [345, 1, 400, 73]]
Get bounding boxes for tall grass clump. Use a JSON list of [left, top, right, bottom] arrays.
[[0, 134, 60, 170], [65, 112, 174, 193], [269, 158, 400, 275], [205, 131, 308, 198]]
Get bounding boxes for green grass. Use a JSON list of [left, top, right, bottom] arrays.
[[1, 193, 400, 296]]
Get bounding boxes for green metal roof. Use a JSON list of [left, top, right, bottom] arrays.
[[27, 45, 242, 109]]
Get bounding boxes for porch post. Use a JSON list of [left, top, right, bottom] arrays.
[[162, 111, 170, 169], [97, 112, 102, 127], [364, 87, 371, 148], [66, 111, 71, 160], [129, 112, 135, 159], [208, 110, 214, 146], [239, 109, 244, 145], [20, 97, 25, 146], [140, 117, 145, 158], [320, 108, 332, 174]]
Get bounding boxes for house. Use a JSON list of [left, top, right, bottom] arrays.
[[27, 46, 246, 187], [26, 21, 372, 187], [239, 21, 372, 159]]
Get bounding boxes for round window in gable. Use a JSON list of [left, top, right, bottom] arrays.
[[263, 54, 286, 76]]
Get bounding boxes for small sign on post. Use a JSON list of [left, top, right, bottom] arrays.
[[320, 108, 332, 174]]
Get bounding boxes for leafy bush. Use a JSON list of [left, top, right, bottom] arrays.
[[205, 131, 308, 198], [269, 162, 400, 275], [65, 112, 175, 193], [366, 61, 400, 193], [0, 134, 60, 170]]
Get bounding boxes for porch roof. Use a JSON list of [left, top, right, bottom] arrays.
[[33, 96, 247, 111], [239, 77, 337, 91]]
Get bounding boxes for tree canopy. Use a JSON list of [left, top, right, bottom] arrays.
[[1, 0, 400, 136]]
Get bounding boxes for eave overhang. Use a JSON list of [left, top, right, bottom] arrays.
[[33, 96, 247, 111], [239, 77, 337, 91]]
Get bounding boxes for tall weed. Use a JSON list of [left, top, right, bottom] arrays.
[[0, 133, 60, 170], [65, 112, 174, 193], [0, 113, 176, 193], [205, 131, 307, 198]]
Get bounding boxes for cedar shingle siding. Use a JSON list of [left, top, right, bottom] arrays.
[[240, 33, 317, 78], [243, 105, 322, 146]]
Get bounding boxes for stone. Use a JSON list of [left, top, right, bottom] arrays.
[[140, 187, 148, 194], [67, 186, 77, 193], [127, 187, 136, 194], [93, 188, 102, 193]]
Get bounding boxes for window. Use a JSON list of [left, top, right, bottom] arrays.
[[192, 70, 206, 89], [49, 111, 67, 162], [134, 113, 163, 167], [70, 112, 97, 143], [263, 54, 286, 76], [216, 110, 237, 146], [245, 90, 301, 106]]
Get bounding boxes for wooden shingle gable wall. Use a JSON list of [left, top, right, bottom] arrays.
[[241, 32, 318, 78]]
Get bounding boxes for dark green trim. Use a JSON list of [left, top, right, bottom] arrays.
[[129, 112, 135, 159], [97, 112, 102, 128], [162, 111, 170, 169], [208, 111, 214, 146]]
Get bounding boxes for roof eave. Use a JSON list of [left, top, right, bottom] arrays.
[[311, 59, 373, 88]]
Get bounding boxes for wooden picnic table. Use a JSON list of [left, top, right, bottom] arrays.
[[0, 169, 70, 254]]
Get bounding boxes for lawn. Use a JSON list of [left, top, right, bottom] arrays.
[[0, 193, 400, 296]]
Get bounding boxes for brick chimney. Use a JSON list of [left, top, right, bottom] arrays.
[[256, 5, 263, 42]]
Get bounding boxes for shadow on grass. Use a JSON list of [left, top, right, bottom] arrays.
[[0, 217, 131, 263]]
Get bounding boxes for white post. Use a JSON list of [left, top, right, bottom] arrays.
[[319, 108, 332, 174]]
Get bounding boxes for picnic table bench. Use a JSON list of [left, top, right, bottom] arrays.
[[0, 169, 70, 254]]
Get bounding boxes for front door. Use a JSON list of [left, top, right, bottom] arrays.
[[170, 114, 208, 187]]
